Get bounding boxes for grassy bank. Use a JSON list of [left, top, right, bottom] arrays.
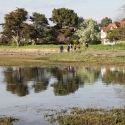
[[0, 50, 125, 66], [0, 44, 125, 66]]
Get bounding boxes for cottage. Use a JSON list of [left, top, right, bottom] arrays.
[[101, 21, 125, 45]]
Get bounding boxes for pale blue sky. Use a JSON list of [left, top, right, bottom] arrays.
[[0, 0, 125, 31]]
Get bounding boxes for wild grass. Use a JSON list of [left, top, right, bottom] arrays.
[[0, 117, 19, 125], [44, 107, 125, 125]]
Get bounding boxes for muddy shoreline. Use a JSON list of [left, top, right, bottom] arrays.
[[0, 49, 125, 57]]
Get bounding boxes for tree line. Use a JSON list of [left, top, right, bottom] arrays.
[[0, 6, 125, 46]]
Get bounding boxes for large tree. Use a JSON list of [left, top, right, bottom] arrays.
[[74, 18, 101, 44], [30, 12, 49, 38], [50, 8, 78, 28], [100, 17, 112, 27], [116, 4, 125, 21], [22, 23, 37, 41], [2, 8, 28, 46]]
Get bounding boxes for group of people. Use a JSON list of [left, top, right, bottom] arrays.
[[67, 43, 80, 52], [59, 42, 89, 53]]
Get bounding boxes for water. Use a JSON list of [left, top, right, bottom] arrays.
[[0, 66, 125, 125]]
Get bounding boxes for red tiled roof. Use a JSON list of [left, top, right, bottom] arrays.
[[101, 21, 125, 32]]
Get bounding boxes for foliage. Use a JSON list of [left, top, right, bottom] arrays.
[[22, 23, 38, 41], [2, 8, 28, 46], [30, 12, 49, 39], [99, 17, 112, 27], [77, 17, 84, 27], [50, 8, 78, 28], [107, 26, 125, 41], [72, 40, 79, 44], [74, 18, 101, 44], [0, 37, 8, 44], [43, 27, 56, 43]]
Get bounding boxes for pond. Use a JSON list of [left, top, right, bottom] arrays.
[[0, 66, 125, 125]]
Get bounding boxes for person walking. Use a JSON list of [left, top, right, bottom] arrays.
[[85, 42, 89, 50], [60, 45, 64, 53], [67, 44, 70, 52], [78, 43, 80, 49], [74, 44, 76, 50], [69, 44, 72, 52]]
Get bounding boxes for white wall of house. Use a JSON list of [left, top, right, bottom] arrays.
[[101, 30, 107, 39], [103, 39, 116, 45], [101, 30, 116, 45]]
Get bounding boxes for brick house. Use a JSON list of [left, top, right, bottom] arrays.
[[101, 21, 125, 45]]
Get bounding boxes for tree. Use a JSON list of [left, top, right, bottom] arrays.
[[74, 18, 101, 44], [22, 23, 38, 41], [107, 26, 125, 41], [50, 8, 78, 28], [77, 17, 84, 27], [30, 12, 49, 39], [100, 17, 112, 27], [116, 4, 125, 21], [2, 8, 28, 46]]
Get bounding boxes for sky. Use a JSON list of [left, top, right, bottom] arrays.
[[0, 0, 125, 31]]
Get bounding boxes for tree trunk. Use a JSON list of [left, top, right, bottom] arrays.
[[12, 35, 21, 46]]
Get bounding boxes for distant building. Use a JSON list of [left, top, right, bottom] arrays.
[[101, 21, 125, 45]]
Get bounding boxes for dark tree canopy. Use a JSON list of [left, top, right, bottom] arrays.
[[22, 23, 37, 40], [100, 17, 112, 27], [2, 8, 28, 46], [50, 8, 78, 28], [30, 12, 49, 38], [30, 12, 48, 28]]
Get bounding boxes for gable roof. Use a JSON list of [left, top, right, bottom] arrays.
[[101, 21, 125, 32]]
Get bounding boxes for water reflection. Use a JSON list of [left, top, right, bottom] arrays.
[[101, 67, 125, 85], [1, 66, 125, 125], [1, 66, 125, 97], [76, 67, 100, 85]]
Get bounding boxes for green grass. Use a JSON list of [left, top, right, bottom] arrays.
[[0, 43, 125, 50], [89, 43, 125, 50]]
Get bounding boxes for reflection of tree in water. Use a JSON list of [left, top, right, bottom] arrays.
[[76, 67, 100, 85], [102, 68, 125, 85], [2, 66, 101, 97], [51, 66, 79, 96], [52, 79, 78, 96], [3, 67, 29, 96], [3, 66, 50, 96], [51, 66, 100, 96], [32, 67, 49, 93]]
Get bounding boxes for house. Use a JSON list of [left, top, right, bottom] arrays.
[[101, 21, 125, 45]]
